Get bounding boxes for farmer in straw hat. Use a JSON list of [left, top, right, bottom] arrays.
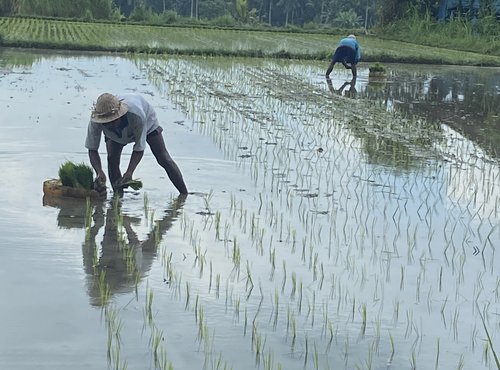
[[325, 34, 361, 81], [85, 93, 188, 194]]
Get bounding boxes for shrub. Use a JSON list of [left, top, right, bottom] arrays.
[[129, 5, 154, 22], [283, 24, 301, 32], [333, 10, 362, 28], [211, 14, 236, 27], [303, 21, 318, 30], [82, 9, 94, 22], [162, 10, 179, 24], [110, 7, 125, 22]]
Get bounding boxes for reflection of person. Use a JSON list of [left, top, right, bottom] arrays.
[[85, 93, 188, 194], [43, 194, 186, 306], [82, 195, 186, 306], [42, 195, 104, 229], [326, 76, 357, 98], [325, 35, 361, 80]]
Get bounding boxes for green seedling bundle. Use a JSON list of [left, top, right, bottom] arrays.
[[58, 160, 94, 190]]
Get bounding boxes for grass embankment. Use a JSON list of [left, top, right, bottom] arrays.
[[380, 12, 500, 58], [1, 16, 500, 66]]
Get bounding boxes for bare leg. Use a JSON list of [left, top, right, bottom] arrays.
[[147, 133, 188, 194], [325, 76, 335, 94], [326, 61, 336, 77], [106, 140, 124, 186], [351, 63, 357, 79]]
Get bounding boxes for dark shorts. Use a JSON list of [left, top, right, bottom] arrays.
[[332, 46, 356, 64]]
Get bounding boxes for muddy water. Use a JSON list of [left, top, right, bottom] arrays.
[[1, 47, 499, 370]]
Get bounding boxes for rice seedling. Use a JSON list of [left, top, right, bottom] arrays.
[[410, 350, 417, 370], [151, 327, 164, 368], [272, 288, 279, 329], [157, 348, 173, 370], [84, 196, 92, 241], [216, 273, 220, 299], [232, 237, 241, 270], [185, 281, 190, 310], [145, 285, 155, 327], [361, 303, 367, 337], [252, 322, 265, 365], [97, 269, 111, 306], [69, 55, 500, 370], [478, 307, 500, 369], [304, 334, 309, 367], [58, 160, 94, 190]]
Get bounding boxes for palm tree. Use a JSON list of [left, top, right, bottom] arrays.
[[277, 0, 299, 25]]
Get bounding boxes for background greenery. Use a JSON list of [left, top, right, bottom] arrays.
[[0, 0, 499, 62], [1, 16, 500, 66]]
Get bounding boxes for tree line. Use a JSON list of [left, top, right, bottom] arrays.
[[0, 0, 499, 29]]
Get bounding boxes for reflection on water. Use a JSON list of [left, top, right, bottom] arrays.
[[1, 47, 498, 159], [0, 48, 47, 69], [43, 194, 186, 306], [2, 48, 499, 370], [325, 75, 445, 171], [326, 75, 357, 98], [358, 65, 500, 158]]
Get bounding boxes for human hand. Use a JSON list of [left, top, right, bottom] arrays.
[[114, 173, 133, 189], [93, 173, 106, 193]]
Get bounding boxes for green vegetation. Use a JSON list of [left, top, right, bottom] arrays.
[[0, 0, 499, 65], [58, 160, 94, 190], [1, 16, 500, 66], [368, 62, 386, 73], [380, 10, 500, 56], [115, 179, 143, 191]]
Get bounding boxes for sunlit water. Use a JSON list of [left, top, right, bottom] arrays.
[[1, 48, 499, 370]]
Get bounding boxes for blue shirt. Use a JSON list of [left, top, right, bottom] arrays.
[[338, 37, 361, 63]]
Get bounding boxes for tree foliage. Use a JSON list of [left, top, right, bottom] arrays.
[[3, 0, 499, 29], [16, 0, 114, 19], [0, 0, 20, 15], [235, 0, 248, 21]]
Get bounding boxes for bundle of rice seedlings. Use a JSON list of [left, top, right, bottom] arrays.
[[58, 161, 94, 190], [125, 179, 143, 190], [369, 63, 386, 73], [114, 179, 143, 191]]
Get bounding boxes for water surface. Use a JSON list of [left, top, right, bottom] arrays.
[[1, 48, 499, 370]]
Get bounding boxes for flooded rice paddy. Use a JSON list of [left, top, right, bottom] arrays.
[[1, 48, 499, 370]]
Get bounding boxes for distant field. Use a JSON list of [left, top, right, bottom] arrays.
[[1, 17, 500, 66]]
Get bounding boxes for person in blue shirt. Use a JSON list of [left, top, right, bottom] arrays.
[[325, 34, 361, 79]]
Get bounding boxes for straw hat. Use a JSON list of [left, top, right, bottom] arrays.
[[91, 93, 128, 124]]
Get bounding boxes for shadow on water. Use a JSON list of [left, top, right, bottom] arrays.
[[42, 194, 186, 307], [358, 65, 500, 159]]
